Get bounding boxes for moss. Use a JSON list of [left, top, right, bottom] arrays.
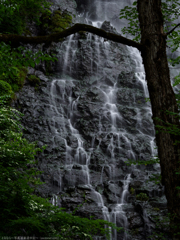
[[51, 10, 72, 33], [40, 11, 52, 34], [45, 10, 72, 33], [153, 207, 160, 211], [10, 67, 28, 92], [136, 192, 149, 201], [28, 75, 40, 85], [130, 187, 135, 195], [27, 75, 40, 90], [17, 67, 28, 87], [0, 80, 13, 96], [41, 9, 72, 33]]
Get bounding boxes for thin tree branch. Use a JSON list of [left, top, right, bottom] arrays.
[[166, 23, 180, 36], [0, 23, 143, 51]]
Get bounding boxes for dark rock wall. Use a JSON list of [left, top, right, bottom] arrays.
[[14, 0, 172, 239]]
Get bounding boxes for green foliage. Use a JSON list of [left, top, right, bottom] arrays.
[[0, 42, 57, 92], [154, 115, 180, 147], [0, 106, 43, 235], [28, 74, 41, 91], [0, 100, 122, 239], [12, 67, 28, 92], [148, 215, 170, 240], [0, 80, 12, 96], [5, 193, 120, 239], [119, 1, 140, 42], [0, 0, 52, 34], [119, 0, 180, 67], [0, 2, 119, 239], [125, 156, 160, 166], [145, 97, 151, 102], [136, 193, 149, 201], [149, 173, 162, 185], [0, 0, 57, 90], [41, 9, 73, 34], [173, 73, 180, 87], [50, 10, 73, 33], [130, 187, 135, 195], [162, 0, 180, 57], [28, 74, 40, 86]]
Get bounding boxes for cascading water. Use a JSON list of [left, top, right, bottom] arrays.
[[47, 0, 158, 238], [16, 0, 172, 239]]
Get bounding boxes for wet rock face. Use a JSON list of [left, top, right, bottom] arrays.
[[75, 0, 134, 32], [50, 0, 77, 13], [14, 0, 172, 239]]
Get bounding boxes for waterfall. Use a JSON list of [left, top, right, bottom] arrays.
[[47, 0, 158, 239], [16, 0, 171, 239]]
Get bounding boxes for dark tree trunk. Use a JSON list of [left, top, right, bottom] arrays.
[[137, 0, 180, 238]]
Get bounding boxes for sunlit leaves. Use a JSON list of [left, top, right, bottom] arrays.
[[119, 1, 180, 88], [119, 1, 140, 42], [119, 0, 180, 47], [173, 73, 180, 87]]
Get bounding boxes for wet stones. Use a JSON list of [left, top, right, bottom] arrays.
[[128, 212, 144, 229], [12, 1, 170, 238]]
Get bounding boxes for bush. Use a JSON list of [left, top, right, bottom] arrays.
[[0, 80, 12, 96], [136, 193, 149, 201], [10, 67, 28, 92], [0, 0, 51, 34]]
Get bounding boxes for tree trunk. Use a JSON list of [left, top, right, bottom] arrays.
[[137, 0, 180, 238]]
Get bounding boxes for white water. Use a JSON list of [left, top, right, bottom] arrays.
[[48, 0, 159, 239]]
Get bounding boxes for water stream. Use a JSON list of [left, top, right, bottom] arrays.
[[48, 1, 158, 237]]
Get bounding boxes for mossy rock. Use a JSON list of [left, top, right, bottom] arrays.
[[130, 187, 135, 195], [50, 10, 72, 33], [40, 11, 52, 34], [136, 192, 149, 201], [41, 9, 73, 34], [17, 67, 28, 87], [0, 80, 13, 96], [7, 67, 28, 92], [28, 74, 40, 86]]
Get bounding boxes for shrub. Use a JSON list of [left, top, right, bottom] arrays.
[[136, 193, 149, 201], [0, 80, 12, 96], [9, 67, 28, 92], [0, 0, 51, 34]]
